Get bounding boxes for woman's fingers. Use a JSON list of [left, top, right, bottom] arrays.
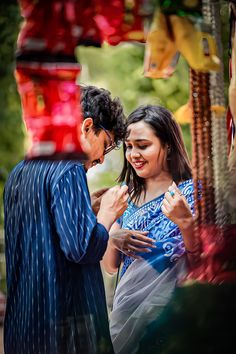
[[128, 245, 152, 253], [162, 198, 171, 211], [161, 204, 169, 216], [164, 191, 174, 203], [129, 230, 149, 236], [130, 232, 155, 243], [171, 182, 184, 197], [123, 250, 141, 259], [128, 238, 156, 248]]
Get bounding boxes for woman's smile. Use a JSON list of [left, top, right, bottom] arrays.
[[132, 160, 146, 169]]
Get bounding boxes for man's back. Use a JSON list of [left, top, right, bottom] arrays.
[[4, 160, 113, 354]]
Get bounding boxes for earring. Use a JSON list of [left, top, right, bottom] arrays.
[[167, 146, 171, 160]]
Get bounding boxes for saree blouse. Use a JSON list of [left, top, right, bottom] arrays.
[[119, 179, 195, 277]]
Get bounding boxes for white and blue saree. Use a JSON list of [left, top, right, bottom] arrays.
[[110, 179, 194, 354]]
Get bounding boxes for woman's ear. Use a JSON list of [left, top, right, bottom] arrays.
[[81, 117, 94, 135]]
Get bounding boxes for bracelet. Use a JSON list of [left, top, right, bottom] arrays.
[[185, 248, 199, 255]]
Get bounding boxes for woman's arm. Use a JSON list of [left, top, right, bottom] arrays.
[[101, 222, 122, 274]]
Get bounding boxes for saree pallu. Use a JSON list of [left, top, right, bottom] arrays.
[[110, 179, 194, 354]]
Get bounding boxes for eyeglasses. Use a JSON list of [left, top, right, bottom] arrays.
[[98, 124, 117, 155]]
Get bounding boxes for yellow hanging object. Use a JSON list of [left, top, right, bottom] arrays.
[[210, 105, 226, 115], [170, 15, 220, 72], [174, 101, 193, 124], [144, 12, 178, 79]]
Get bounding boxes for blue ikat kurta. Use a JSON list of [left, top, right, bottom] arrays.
[[3, 160, 113, 354]]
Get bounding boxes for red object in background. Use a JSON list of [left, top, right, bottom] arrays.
[[227, 107, 235, 154], [94, 0, 147, 45], [17, 0, 148, 52], [227, 58, 235, 154], [15, 0, 148, 160], [15, 61, 86, 160], [17, 0, 102, 58], [186, 225, 236, 284]]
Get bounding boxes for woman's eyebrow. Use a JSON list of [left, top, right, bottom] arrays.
[[125, 138, 150, 142]]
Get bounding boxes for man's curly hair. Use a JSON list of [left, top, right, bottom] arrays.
[[80, 85, 126, 145]]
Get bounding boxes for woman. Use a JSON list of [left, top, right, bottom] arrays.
[[102, 105, 199, 354]]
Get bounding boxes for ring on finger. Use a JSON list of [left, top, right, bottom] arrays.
[[169, 190, 175, 197]]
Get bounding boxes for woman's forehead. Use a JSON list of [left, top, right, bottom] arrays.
[[126, 121, 155, 140]]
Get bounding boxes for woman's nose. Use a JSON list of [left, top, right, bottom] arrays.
[[130, 148, 141, 157]]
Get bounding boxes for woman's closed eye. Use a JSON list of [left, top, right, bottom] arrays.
[[138, 145, 149, 150], [125, 144, 149, 150]]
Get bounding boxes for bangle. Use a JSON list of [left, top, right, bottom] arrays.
[[185, 248, 199, 255]]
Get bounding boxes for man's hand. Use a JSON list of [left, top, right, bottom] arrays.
[[90, 187, 109, 215], [110, 229, 156, 259], [97, 185, 129, 231]]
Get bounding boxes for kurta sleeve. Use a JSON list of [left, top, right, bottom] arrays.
[[50, 165, 109, 263]]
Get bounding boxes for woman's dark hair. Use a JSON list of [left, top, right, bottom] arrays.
[[118, 105, 192, 203], [80, 85, 126, 145]]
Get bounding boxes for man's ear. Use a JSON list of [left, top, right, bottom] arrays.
[[81, 117, 94, 134]]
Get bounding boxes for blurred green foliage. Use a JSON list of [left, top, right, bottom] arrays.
[[79, 44, 192, 193], [78, 44, 190, 114]]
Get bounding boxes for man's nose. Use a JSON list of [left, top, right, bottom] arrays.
[[99, 155, 105, 164]]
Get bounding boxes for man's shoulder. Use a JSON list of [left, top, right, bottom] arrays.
[[50, 160, 85, 179], [47, 161, 86, 191], [7, 160, 85, 187]]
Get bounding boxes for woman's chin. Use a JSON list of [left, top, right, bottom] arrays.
[[135, 169, 148, 178]]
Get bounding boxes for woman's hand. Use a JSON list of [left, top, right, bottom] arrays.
[[110, 229, 156, 259], [161, 181, 193, 231], [161, 181, 200, 259]]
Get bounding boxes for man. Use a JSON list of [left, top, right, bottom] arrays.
[[3, 85, 128, 354]]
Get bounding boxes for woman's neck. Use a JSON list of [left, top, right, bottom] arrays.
[[137, 172, 173, 206]]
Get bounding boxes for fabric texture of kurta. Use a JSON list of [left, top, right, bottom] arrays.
[[4, 160, 113, 354]]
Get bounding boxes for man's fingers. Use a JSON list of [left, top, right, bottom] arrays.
[[92, 187, 109, 197], [120, 184, 128, 194], [123, 193, 129, 202]]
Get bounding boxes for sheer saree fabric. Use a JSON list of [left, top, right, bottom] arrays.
[[110, 179, 194, 354]]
